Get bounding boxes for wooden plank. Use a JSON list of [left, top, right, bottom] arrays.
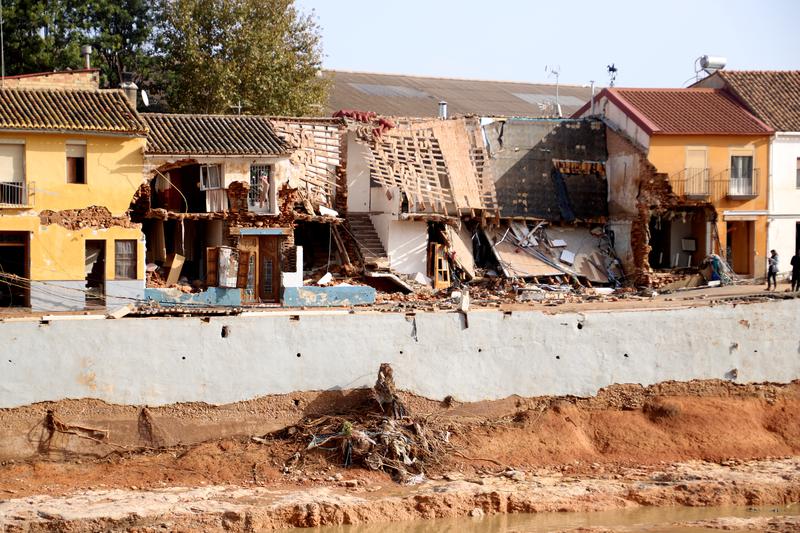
[[206, 247, 219, 287], [165, 253, 185, 286], [236, 250, 251, 289]]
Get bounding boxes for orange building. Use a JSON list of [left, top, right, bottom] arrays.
[[576, 88, 773, 279]]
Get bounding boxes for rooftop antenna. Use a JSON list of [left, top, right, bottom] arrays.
[[230, 99, 244, 115], [607, 64, 617, 87], [545, 65, 562, 117]]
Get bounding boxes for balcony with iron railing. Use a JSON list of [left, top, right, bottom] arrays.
[[669, 168, 760, 202], [670, 168, 710, 199], [723, 168, 759, 199], [0, 181, 32, 207]]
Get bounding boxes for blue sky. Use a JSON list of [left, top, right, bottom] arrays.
[[295, 0, 800, 87]]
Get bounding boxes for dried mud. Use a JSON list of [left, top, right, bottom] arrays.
[[1, 380, 799, 531]]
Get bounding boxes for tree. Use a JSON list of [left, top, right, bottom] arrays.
[[0, 0, 81, 76], [0, 0, 156, 87], [158, 0, 329, 116], [71, 0, 157, 87]]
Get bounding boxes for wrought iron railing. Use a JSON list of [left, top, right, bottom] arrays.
[[0, 181, 31, 207], [724, 168, 759, 198], [670, 169, 760, 201], [670, 168, 710, 199]]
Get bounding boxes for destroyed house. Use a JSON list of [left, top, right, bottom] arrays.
[[340, 111, 620, 288], [478, 117, 619, 286], [342, 113, 497, 287], [576, 87, 774, 284], [0, 81, 149, 311], [137, 113, 349, 306]]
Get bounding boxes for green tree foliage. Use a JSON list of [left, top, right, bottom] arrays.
[[0, 0, 154, 87], [0, 0, 327, 115], [0, 0, 81, 75], [158, 0, 329, 115]]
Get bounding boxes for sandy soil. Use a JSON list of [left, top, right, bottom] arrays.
[[1, 380, 799, 531]]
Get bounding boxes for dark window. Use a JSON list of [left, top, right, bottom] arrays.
[[66, 143, 86, 184]]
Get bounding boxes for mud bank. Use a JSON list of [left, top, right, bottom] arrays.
[[1, 459, 799, 531], [1, 380, 799, 530]]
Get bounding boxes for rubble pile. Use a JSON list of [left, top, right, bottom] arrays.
[[39, 206, 137, 230]]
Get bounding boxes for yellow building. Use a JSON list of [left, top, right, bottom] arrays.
[[577, 88, 773, 279], [0, 72, 149, 310]]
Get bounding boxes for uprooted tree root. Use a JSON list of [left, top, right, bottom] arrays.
[[254, 363, 454, 482], [262, 414, 454, 482]]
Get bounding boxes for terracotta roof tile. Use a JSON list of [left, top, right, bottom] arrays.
[[610, 88, 773, 135], [0, 88, 147, 135], [143, 113, 292, 156], [715, 71, 800, 132]]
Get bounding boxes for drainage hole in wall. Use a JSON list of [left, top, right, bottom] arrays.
[[296, 353, 302, 358], [555, 355, 560, 360], [754, 350, 758, 353], [577, 323, 584, 330], [221, 326, 230, 338], [293, 399, 300, 407], [399, 350, 404, 354], [7, 360, 11, 363], [478, 348, 483, 353], [289, 315, 300, 322], [181, 356, 186, 360]]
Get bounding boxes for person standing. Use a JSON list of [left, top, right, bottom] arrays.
[[791, 250, 800, 291], [767, 249, 779, 290]]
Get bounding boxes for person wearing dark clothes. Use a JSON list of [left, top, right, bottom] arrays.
[[767, 249, 779, 290], [791, 250, 800, 291]]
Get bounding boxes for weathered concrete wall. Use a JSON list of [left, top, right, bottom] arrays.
[[1, 299, 799, 408]]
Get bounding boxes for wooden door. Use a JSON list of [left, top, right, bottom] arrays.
[[258, 236, 281, 303], [238, 236, 259, 303]]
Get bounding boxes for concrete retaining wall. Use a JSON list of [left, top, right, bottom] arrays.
[[2, 299, 800, 408]]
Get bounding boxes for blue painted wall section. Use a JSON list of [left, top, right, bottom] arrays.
[[144, 287, 242, 307], [282, 286, 376, 307]]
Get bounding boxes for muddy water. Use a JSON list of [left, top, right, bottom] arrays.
[[315, 504, 800, 532]]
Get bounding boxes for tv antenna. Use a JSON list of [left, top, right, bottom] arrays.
[[545, 65, 562, 117], [607, 64, 618, 87]]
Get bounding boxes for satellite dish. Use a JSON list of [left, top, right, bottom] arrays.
[[141, 90, 150, 108]]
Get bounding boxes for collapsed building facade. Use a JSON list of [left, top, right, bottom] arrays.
[[133, 113, 362, 306], [576, 88, 774, 286]]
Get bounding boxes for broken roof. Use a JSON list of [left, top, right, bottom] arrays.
[[366, 116, 497, 213], [325, 70, 593, 118], [574, 88, 773, 136], [703, 71, 800, 132], [0, 88, 147, 136], [143, 113, 292, 156]]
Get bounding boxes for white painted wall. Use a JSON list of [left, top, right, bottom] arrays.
[[582, 96, 650, 150], [346, 132, 372, 213], [2, 300, 799, 408], [768, 134, 800, 272], [388, 220, 428, 274]]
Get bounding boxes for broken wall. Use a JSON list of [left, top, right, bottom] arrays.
[[487, 119, 608, 220]]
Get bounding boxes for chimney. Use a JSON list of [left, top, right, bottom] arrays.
[[120, 71, 138, 109], [438, 100, 447, 120], [80, 45, 92, 69]]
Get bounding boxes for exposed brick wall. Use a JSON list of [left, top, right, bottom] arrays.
[[606, 127, 715, 286], [3, 70, 100, 90]]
